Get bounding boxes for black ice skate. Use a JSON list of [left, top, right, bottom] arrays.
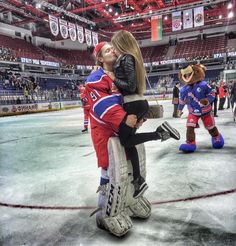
[[156, 121, 180, 140], [132, 176, 148, 199], [81, 128, 88, 133]]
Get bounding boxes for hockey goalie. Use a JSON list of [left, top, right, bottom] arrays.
[[92, 138, 151, 237]]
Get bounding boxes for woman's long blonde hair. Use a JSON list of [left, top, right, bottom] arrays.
[[111, 30, 146, 95]]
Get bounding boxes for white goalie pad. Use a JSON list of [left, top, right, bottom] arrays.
[[107, 137, 151, 219], [124, 143, 151, 219], [95, 137, 151, 236], [95, 137, 132, 236]]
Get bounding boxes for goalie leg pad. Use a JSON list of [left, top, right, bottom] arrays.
[[94, 137, 133, 236], [97, 212, 133, 237], [107, 137, 131, 215], [126, 196, 151, 219]]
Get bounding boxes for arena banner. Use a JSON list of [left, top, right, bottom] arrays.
[[49, 15, 59, 36], [77, 25, 84, 43], [183, 9, 193, 29], [0, 104, 38, 114], [151, 15, 162, 41], [61, 101, 80, 108], [0, 102, 81, 115], [194, 6, 204, 27], [85, 28, 92, 46], [172, 11, 182, 31], [92, 32, 98, 46], [59, 19, 68, 39], [68, 22, 77, 41]]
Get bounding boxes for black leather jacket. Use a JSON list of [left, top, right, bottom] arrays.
[[113, 54, 138, 96]]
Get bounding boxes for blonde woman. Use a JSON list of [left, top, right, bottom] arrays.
[[105, 30, 180, 198]]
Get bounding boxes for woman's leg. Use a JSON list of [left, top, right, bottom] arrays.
[[125, 146, 140, 180], [119, 122, 161, 147]]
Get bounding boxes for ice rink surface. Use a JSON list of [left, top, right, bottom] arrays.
[[0, 100, 236, 246]]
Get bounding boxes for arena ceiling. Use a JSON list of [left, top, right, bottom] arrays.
[[0, 0, 235, 40]]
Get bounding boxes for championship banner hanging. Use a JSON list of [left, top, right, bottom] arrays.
[[92, 32, 98, 46], [49, 15, 59, 36], [183, 9, 193, 29], [68, 22, 77, 41], [194, 6, 204, 27], [172, 11, 182, 31], [77, 25, 84, 43], [85, 29, 92, 46], [151, 15, 162, 42], [59, 19, 68, 39]]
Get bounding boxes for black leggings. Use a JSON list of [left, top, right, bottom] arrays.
[[118, 100, 160, 180], [119, 122, 160, 179]]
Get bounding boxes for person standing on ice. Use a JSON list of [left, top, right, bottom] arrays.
[[86, 40, 180, 198], [103, 30, 180, 198], [85, 41, 180, 235], [79, 84, 90, 133]]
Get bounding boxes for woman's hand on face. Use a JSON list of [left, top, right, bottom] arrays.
[[104, 70, 115, 81], [125, 114, 137, 128], [135, 119, 144, 129]]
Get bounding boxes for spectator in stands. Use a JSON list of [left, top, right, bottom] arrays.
[[24, 86, 30, 103], [218, 82, 226, 110], [16, 97, 21, 104], [211, 81, 219, 117], [172, 82, 180, 118], [79, 84, 90, 133]]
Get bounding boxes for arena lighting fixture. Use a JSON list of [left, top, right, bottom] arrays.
[[39, 0, 95, 26], [228, 11, 234, 18], [35, 3, 41, 9], [227, 2, 233, 9], [114, 0, 228, 23], [0, 0, 42, 21]]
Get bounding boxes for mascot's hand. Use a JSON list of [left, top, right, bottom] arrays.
[[200, 98, 212, 114], [199, 98, 209, 107]]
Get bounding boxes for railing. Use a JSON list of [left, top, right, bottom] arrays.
[[0, 89, 81, 105]]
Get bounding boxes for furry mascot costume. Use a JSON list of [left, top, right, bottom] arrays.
[[178, 64, 224, 152]]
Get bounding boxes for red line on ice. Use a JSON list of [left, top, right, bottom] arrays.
[[0, 188, 235, 210]]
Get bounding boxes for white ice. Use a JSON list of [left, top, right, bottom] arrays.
[[0, 100, 236, 245]]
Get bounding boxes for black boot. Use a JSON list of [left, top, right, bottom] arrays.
[[156, 121, 180, 140], [81, 128, 88, 133], [132, 176, 148, 199]]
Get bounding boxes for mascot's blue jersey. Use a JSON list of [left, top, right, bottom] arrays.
[[179, 80, 215, 116]]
